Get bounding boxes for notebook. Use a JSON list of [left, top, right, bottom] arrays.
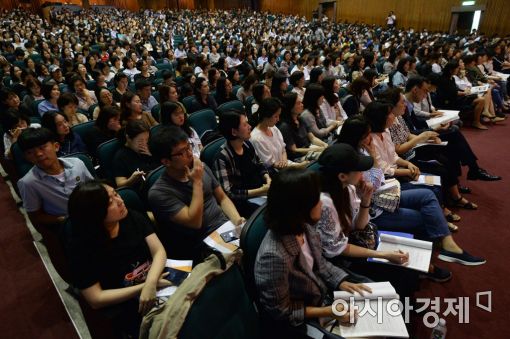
[[332, 281, 409, 338]]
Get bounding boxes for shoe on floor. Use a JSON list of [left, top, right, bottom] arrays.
[[491, 116, 505, 123], [467, 168, 502, 181], [438, 250, 486, 266], [459, 185, 471, 194], [420, 265, 452, 282]]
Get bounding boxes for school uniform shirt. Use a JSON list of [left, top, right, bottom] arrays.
[[17, 157, 94, 216], [38, 99, 58, 116]]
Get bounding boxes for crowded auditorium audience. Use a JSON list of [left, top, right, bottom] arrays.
[[1, 4, 508, 338]]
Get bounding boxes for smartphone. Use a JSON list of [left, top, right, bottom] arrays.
[[220, 228, 241, 243], [163, 267, 188, 286]]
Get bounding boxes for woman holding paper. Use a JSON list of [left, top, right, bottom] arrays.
[[255, 168, 368, 336], [67, 180, 170, 337], [336, 116, 486, 267], [316, 143, 451, 288], [380, 89, 480, 215]]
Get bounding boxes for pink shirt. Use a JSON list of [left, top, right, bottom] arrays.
[[371, 130, 400, 176]]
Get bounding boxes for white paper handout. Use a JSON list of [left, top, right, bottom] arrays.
[[469, 84, 490, 94], [426, 110, 460, 129], [332, 282, 409, 338], [415, 141, 448, 148], [370, 233, 432, 273], [411, 175, 441, 186]]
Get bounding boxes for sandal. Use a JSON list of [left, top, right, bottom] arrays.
[[445, 212, 461, 222], [448, 223, 459, 232], [452, 196, 478, 210]]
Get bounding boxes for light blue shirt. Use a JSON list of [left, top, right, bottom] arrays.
[[141, 95, 158, 112], [38, 100, 58, 116], [392, 71, 408, 88], [17, 157, 94, 216]]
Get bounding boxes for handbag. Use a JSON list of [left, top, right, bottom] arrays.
[[372, 178, 401, 213], [348, 221, 379, 250]]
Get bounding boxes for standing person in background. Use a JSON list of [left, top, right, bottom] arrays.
[[386, 11, 396, 29]]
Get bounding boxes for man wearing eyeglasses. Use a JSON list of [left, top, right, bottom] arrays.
[[148, 126, 245, 259]]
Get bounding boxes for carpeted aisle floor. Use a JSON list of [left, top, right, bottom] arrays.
[[0, 177, 78, 339], [0, 121, 508, 339], [412, 121, 510, 338]]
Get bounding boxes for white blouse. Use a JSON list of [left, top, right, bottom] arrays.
[[250, 126, 287, 167]]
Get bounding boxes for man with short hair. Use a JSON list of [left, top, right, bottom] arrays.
[[402, 77, 500, 181], [148, 126, 244, 259], [16, 127, 94, 227], [135, 80, 158, 112]]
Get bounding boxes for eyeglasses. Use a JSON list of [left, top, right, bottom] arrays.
[[171, 142, 193, 157]]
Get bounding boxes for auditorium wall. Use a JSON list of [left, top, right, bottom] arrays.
[[259, 0, 510, 36]]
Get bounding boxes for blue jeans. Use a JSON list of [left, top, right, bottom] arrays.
[[372, 188, 450, 240]]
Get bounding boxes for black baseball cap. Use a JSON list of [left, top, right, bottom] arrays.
[[318, 143, 374, 173]]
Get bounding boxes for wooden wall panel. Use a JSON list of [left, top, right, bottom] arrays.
[[479, 0, 510, 36], [335, 0, 510, 36], [259, 0, 319, 20], [336, 0, 453, 31]]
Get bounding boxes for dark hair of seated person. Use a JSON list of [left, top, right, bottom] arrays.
[[336, 115, 371, 149], [252, 83, 266, 104], [218, 110, 245, 141], [404, 75, 427, 93], [253, 97, 282, 126], [265, 168, 321, 236], [321, 76, 340, 106], [363, 100, 393, 133], [160, 101, 193, 137], [68, 179, 111, 244], [149, 125, 189, 161], [95, 105, 121, 134], [124, 119, 149, 142], [378, 87, 403, 106], [17, 127, 57, 152], [41, 111, 76, 143], [302, 83, 324, 113], [289, 71, 304, 87]]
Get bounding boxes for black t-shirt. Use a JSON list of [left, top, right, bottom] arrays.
[[278, 121, 310, 160], [113, 146, 161, 191], [84, 128, 115, 158], [70, 210, 154, 291], [233, 146, 264, 190]]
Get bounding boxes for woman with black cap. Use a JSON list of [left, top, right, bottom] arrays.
[[333, 116, 486, 267], [315, 143, 447, 294]]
